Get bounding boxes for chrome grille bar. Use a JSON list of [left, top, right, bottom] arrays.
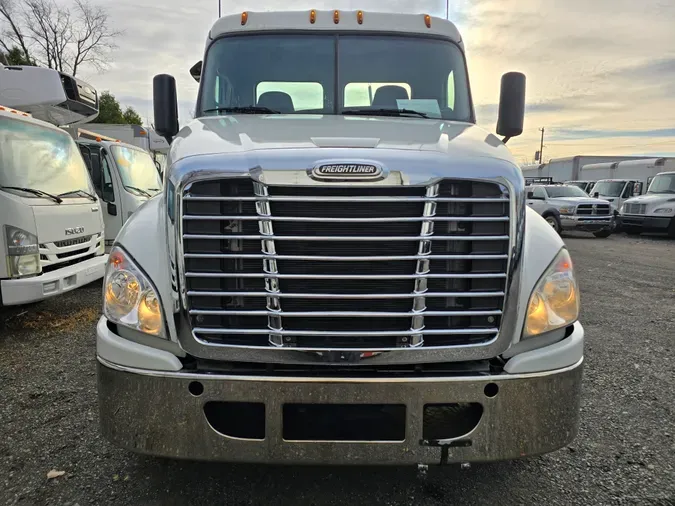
[[187, 272, 505, 279], [190, 310, 502, 317], [253, 181, 284, 347], [183, 215, 510, 222], [187, 291, 505, 298], [184, 195, 509, 203], [193, 328, 500, 336], [184, 253, 508, 261], [410, 182, 438, 346], [183, 234, 509, 241]]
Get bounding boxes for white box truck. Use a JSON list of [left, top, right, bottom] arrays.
[[95, 10, 584, 466], [620, 166, 675, 236], [0, 66, 107, 306]]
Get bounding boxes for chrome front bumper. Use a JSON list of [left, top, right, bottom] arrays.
[[560, 215, 613, 231], [98, 356, 583, 465]]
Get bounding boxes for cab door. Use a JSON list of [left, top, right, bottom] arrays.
[[79, 144, 124, 246]]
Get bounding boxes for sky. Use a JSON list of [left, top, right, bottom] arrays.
[[61, 0, 675, 164]]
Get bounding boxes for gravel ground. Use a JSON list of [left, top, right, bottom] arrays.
[[1, 233, 674, 505]]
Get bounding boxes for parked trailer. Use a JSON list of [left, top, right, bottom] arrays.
[[0, 66, 107, 306], [523, 155, 650, 183]]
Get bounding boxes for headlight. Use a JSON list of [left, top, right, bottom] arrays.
[[654, 208, 673, 214], [558, 207, 575, 215], [4, 225, 41, 278], [523, 248, 579, 339], [104, 246, 166, 337]]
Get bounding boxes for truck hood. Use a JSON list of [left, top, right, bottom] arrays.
[[549, 197, 609, 206], [32, 200, 103, 243], [623, 193, 675, 205], [170, 115, 515, 164]]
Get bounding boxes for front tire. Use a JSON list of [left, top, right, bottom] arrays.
[[667, 218, 675, 239], [544, 214, 562, 234], [593, 230, 612, 238]]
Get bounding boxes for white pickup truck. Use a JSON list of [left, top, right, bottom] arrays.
[[95, 10, 584, 466]]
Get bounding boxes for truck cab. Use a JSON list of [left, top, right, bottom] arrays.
[[590, 178, 643, 211], [0, 106, 106, 306], [75, 136, 163, 246], [620, 171, 675, 236], [96, 10, 584, 466]]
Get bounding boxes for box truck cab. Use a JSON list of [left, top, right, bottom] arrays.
[[96, 10, 584, 466], [565, 180, 595, 194], [589, 178, 643, 211], [75, 136, 162, 246], [620, 170, 675, 236], [0, 106, 106, 305]]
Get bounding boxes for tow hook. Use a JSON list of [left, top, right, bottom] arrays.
[[417, 463, 428, 478]]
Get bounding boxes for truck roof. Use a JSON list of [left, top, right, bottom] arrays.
[[0, 104, 70, 134], [77, 137, 145, 152], [210, 10, 462, 44]]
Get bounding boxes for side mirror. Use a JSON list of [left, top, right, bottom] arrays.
[[190, 61, 202, 83], [496, 72, 526, 142], [527, 191, 535, 200], [153, 74, 179, 143], [107, 202, 118, 216], [593, 192, 600, 198]]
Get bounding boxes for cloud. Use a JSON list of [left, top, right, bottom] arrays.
[[50, 0, 674, 161]]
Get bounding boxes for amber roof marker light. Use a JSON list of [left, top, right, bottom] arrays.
[[333, 10, 340, 24], [241, 11, 248, 25], [310, 9, 316, 24], [357, 10, 364, 24], [424, 14, 432, 28]]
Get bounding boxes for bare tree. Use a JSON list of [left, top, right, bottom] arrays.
[[0, 0, 31, 62], [0, 0, 121, 76]]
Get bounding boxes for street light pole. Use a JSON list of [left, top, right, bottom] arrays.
[[218, 0, 221, 18], [539, 127, 545, 163], [446, 0, 449, 19]]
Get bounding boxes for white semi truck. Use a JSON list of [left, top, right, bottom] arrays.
[[96, 10, 584, 466], [0, 66, 107, 306], [620, 169, 675, 236]]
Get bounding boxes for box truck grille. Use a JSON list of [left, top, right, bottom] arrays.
[[623, 203, 646, 215], [576, 204, 611, 216], [181, 178, 510, 349]]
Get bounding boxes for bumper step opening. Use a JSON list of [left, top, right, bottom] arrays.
[[422, 403, 483, 441], [283, 404, 406, 441], [204, 402, 265, 440]]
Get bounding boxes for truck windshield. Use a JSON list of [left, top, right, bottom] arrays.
[[111, 145, 162, 194], [199, 34, 472, 121], [647, 174, 675, 194], [566, 182, 589, 191], [0, 117, 93, 199], [546, 186, 589, 198], [591, 181, 625, 197]]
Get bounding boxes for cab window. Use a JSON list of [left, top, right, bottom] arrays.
[[533, 187, 546, 199], [256, 81, 324, 111], [344, 82, 412, 108]]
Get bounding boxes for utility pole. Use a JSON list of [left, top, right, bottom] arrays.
[[218, 0, 221, 18], [538, 127, 545, 163], [446, 0, 449, 19]]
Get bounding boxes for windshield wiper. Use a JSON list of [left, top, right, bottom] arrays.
[[342, 108, 429, 119], [203, 106, 281, 115], [0, 185, 62, 203], [125, 185, 152, 198], [57, 189, 97, 202]]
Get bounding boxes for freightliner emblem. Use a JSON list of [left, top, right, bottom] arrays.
[[311, 162, 383, 181], [65, 226, 85, 236]]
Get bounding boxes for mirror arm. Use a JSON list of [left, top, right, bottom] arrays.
[[502, 136, 511, 144]]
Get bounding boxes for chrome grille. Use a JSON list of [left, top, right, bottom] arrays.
[[53, 235, 91, 248], [624, 203, 646, 215], [576, 204, 611, 216], [181, 178, 510, 349]]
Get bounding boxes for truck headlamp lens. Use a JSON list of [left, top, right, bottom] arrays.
[[523, 249, 579, 339], [4, 225, 41, 278], [558, 207, 575, 215], [654, 208, 673, 214], [103, 246, 166, 337]]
